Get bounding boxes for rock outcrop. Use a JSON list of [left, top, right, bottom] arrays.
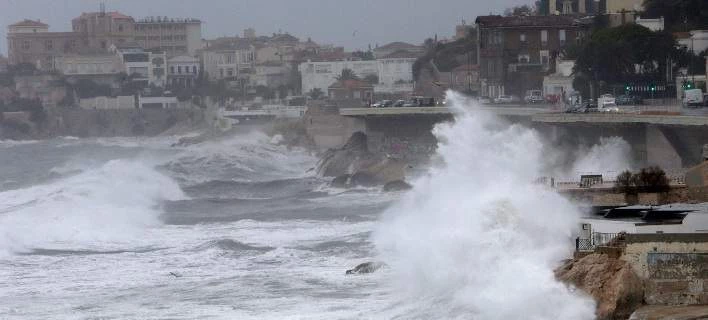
[[555, 253, 645, 320], [317, 132, 371, 177], [346, 261, 385, 275], [383, 180, 413, 192], [318, 132, 409, 188]]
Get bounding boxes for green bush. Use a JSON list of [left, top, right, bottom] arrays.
[[614, 166, 670, 194]]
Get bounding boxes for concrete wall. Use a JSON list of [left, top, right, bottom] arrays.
[[46, 107, 206, 137], [304, 107, 365, 150], [621, 234, 708, 305]]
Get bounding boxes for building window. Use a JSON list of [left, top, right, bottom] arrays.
[[170, 66, 175, 74], [192, 66, 197, 74], [178, 66, 182, 74], [541, 30, 548, 46], [518, 54, 530, 63], [559, 30, 566, 46], [540, 50, 550, 67], [520, 33, 526, 43], [118, 24, 124, 32], [45, 40, 53, 50], [101, 41, 107, 49], [22, 40, 30, 50]]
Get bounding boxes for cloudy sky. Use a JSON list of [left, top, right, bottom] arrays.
[[1, 0, 531, 55]]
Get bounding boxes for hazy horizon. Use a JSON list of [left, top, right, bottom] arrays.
[[1, 0, 532, 56]]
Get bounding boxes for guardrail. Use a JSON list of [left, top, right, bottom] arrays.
[[576, 232, 623, 252]]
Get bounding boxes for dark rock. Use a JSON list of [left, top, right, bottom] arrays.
[[346, 261, 385, 275], [383, 180, 413, 192], [330, 174, 351, 188], [316, 131, 373, 177], [349, 172, 378, 187]]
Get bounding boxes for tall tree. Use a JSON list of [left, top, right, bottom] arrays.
[[574, 24, 678, 96], [643, 0, 708, 32], [336, 68, 359, 81]]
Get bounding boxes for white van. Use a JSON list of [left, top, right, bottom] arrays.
[[683, 89, 704, 107]]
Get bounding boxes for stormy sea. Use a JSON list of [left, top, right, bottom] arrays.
[[0, 93, 627, 319]]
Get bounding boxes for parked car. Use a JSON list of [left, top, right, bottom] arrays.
[[494, 95, 515, 104], [477, 96, 493, 104], [402, 99, 419, 107], [683, 89, 704, 107], [524, 90, 544, 104], [371, 101, 383, 108], [599, 104, 620, 113], [381, 100, 393, 108], [598, 94, 616, 107], [393, 100, 406, 107], [616, 95, 643, 105]]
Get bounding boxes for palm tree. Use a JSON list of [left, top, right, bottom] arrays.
[[336, 68, 359, 81], [308, 88, 324, 100]]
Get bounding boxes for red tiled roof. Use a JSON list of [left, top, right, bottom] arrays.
[[475, 15, 582, 28], [380, 49, 421, 59], [9, 19, 48, 28], [74, 11, 134, 21], [108, 11, 133, 20]]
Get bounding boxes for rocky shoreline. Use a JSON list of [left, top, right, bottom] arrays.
[[315, 131, 413, 191]]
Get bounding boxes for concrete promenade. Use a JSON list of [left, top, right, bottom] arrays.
[[339, 106, 549, 117], [339, 106, 708, 126]]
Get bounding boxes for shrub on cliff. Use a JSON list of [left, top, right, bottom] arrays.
[[614, 166, 670, 194]]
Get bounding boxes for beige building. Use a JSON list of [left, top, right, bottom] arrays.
[[7, 20, 87, 70], [133, 17, 202, 57], [54, 53, 125, 90], [72, 11, 135, 51], [605, 0, 644, 13]]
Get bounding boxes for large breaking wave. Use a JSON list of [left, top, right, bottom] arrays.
[[374, 92, 596, 319], [0, 160, 184, 257]]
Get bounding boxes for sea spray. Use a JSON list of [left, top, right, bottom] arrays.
[[0, 160, 185, 257], [570, 136, 633, 179], [373, 91, 596, 319]]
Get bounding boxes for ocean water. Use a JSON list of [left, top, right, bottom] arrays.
[[0, 94, 599, 319]]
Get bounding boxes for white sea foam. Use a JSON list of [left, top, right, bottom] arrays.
[[0, 159, 185, 257], [373, 91, 596, 319], [570, 136, 633, 179]]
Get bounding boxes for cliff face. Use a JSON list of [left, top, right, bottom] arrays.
[[316, 131, 407, 187], [556, 253, 645, 320]]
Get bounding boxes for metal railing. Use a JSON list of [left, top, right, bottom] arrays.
[[576, 232, 623, 252]]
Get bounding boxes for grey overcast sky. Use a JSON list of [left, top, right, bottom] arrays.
[[1, 0, 532, 55]]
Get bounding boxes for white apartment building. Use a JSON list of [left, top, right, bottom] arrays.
[[253, 62, 290, 88], [299, 59, 378, 94], [678, 30, 708, 55], [375, 50, 416, 94], [202, 42, 256, 80], [167, 55, 200, 87], [133, 17, 202, 57], [115, 47, 167, 87], [543, 59, 576, 97], [54, 53, 126, 89], [54, 54, 125, 76]]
